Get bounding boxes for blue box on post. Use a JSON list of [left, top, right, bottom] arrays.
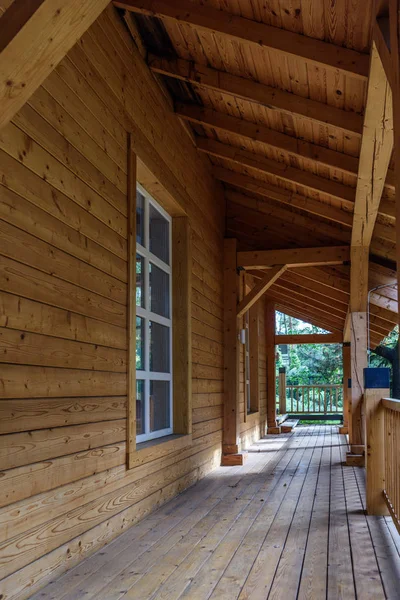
[[363, 368, 390, 390]]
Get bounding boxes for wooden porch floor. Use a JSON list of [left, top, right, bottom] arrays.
[[30, 426, 400, 600]]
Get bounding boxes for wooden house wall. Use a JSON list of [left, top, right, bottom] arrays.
[[0, 6, 271, 599]]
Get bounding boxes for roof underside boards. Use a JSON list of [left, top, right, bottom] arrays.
[[115, 0, 397, 347]]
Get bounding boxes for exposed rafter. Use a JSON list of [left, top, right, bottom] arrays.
[[198, 137, 357, 204], [226, 188, 353, 229], [275, 304, 344, 334], [268, 290, 345, 331], [215, 166, 395, 219], [149, 55, 364, 136], [0, 0, 110, 130], [275, 333, 343, 344], [238, 246, 350, 269], [116, 0, 370, 78], [176, 103, 395, 190]]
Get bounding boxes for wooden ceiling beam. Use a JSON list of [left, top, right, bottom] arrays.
[[274, 304, 343, 334], [351, 43, 393, 250], [227, 189, 351, 246], [217, 166, 395, 219], [238, 246, 350, 270], [226, 187, 353, 230], [267, 290, 345, 331], [176, 103, 361, 180], [281, 270, 349, 305], [370, 291, 398, 313], [177, 103, 395, 191], [198, 137, 356, 204], [149, 55, 363, 135], [272, 281, 348, 318], [237, 265, 287, 318], [350, 42, 393, 313], [275, 333, 343, 345], [293, 266, 350, 294], [0, 0, 110, 130], [117, 0, 369, 79]]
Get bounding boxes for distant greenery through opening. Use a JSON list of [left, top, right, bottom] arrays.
[[275, 311, 399, 397], [276, 312, 342, 386]]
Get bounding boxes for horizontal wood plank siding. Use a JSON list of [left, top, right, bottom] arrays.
[[0, 5, 230, 599]]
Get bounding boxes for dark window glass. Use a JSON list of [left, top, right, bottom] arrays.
[[150, 381, 170, 432]]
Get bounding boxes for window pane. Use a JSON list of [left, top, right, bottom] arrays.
[[150, 321, 170, 372], [149, 263, 170, 318], [150, 380, 170, 432], [136, 380, 145, 435], [136, 191, 145, 246], [136, 254, 145, 308], [136, 316, 144, 370], [149, 204, 169, 264]]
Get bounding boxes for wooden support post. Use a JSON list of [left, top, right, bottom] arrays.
[[278, 367, 287, 416], [364, 368, 390, 515], [221, 238, 245, 465], [266, 300, 279, 434], [249, 302, 260, 414], [389, 0, 400, 340], [339, 343, 350, 435], [349, 312, 368, 450]]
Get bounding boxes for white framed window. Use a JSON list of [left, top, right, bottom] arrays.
[[135, 183, 173, 443]]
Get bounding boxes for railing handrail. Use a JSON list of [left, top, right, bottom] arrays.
[[286, 384, 342, 388], [382, 398, 400, 413], [283, 382, 343, 414]]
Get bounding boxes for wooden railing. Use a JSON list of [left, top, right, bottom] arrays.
[[382, 398, 400, 532], [285, 384, 343, 414], [365, 383, 400, 533]]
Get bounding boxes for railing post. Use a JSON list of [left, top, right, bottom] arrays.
[[364, 367, 390, 516], [278, 367, 286, 415]]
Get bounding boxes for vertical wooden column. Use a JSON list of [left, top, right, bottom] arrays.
[[266, 300, 279, 434], [127, 136, 137, 468], [349, 312, 368, 451], [249, 302, 260, 414], [339, 343, 351, 435], [364, 367, 390, 515], [278, 367, 287, 416], [221, 238, 245, 465], [389, 0, 400, 325]]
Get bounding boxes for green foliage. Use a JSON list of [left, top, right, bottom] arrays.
[[370, 326, 399, 369], [276, 311, 342, 385]]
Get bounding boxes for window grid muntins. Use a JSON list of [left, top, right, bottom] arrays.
[[136, 184, 172, 443]]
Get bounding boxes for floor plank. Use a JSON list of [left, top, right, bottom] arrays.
[[29, 425, 400, 600]]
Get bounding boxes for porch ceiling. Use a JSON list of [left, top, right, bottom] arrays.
[[114, 0, 398, 348]]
